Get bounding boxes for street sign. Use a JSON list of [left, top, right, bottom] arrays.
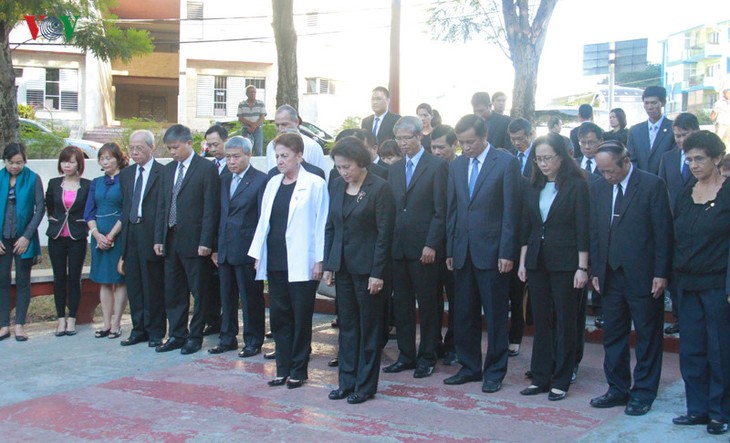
[[614, 38, 648, 74], [583, 43, 610, 76]]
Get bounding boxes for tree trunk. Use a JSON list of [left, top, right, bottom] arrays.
[[272, 0, 298, 111], [510, 51, 539, 123], [0, 21, 19, 148]]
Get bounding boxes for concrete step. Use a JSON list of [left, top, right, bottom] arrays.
[[82, 127, 125, 144]]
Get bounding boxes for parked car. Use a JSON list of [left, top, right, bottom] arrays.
[[19, 118, 102, 158]]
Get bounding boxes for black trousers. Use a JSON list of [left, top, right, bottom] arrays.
[[678, 287, 730, 422], [336, 269, 386, 396], [267, 271, 318, 380], [527, 265, 578, 391], [602, 267, 664, 404], [436, 259, 455, 354], [392, 258, 439, 367], [453, 254, 509, 382], [507, 268, 526, 345], [125, 224, 166, 340], [204, 259, 221, 328], [164, 229, 210, 342], [0, 238, 33, 327], [48, 236, 87, 318], [218, 261, 264, 348]]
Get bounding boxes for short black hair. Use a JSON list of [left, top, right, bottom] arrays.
[[508, 118, 532, 135], [3, 142, 27, 162], [683, 130, 725, 158], [58, 146, 85, 175], [378, 139, 401, 158], [471, 92, 491, 108], [163, 124, 193, 143], [578, 122, 604, 140], [205, 124, 228, 140], [330, 136, 371, 168], [547, 116, 562, 130], [430, 124, 457, 146], [455, 114, 488, 138], [578, 104, 593, 119], [353, 129, 377, 148], [642, 86, 667, 103], [372, 86, 390, 98], [335, 128, 358, 142], [673, 112, 700, 131]]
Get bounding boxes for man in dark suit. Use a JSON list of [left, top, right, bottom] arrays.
[[658, 112, 699, 335], [589, 142, 673, 416], [444, 114, 520, 393], [209, 136, 268, 357], [472, 92, 512, 150], [154, 124, 221, 355], [201, 124, 232, 337], [627, 86, 675, 175], [570, 104, 593, 157], [118, 130, 166, 348], [383, 116, 448, 379], [361, 86, 401, 145]]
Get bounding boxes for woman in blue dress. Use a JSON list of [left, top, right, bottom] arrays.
[[84, 143, 128, 339]]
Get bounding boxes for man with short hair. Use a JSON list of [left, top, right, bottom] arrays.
[[492, 91, 507, 115], [570, 104, 593, 158], [589, 142, 672, 416], [362, 86, 401, 145], [627, 86, 675, 174], [154, 124, 221, 355], [471, 92, 512, 150], [577, 123, 603, 175], [444, 114, 520, 393], [205, 124, 230, 177], [265, 105, 325, 171], [548, 116, 575, 155], [430, 124, 458, 163], [118, 130, 166, 347], [237, 85, 267, 156], [209, 136, 268, 357], [711, 88, 730, 145]]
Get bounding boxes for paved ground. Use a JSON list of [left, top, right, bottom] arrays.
[[0, 313, 724, 442]]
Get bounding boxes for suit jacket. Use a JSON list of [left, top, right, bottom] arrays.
[[521, 176, 590, 271], [389, 151, 448, 260], [328, 162, 388, 191], [45, 176, 91, 240], [217, 166, 268, 266], [362, 112, 401, 144], [120, 160, 164, 261], [248, 165, 329, 282], [590, 168, 673, 295], [447, 148, 520, 270], [154, 154, 220, 257], [324, 172, 395, 279], [658, 148, 695, 213], [486, 113, 512, 150], [626, 118, 675, 175]]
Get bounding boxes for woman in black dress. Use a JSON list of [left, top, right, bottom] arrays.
[[604, 108, 628, 147]]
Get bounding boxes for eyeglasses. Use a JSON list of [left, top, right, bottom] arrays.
[[534, 155, 559, 164], [684, 155, 709, 165], [395, 134, 416, 143], [4, 160, 25, 167], [128, 145, 149, 153]]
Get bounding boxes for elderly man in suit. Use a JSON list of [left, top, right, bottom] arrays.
[[589, 141, 673, 416], [362, 86, 401, 145], [444, 114, 520, 393], [627, 86, 675, 175], [265, 105, 326, 171], [118, 130, 166, 347], [472, 92, 512, 150], [208, 136, 268, 357], [154, 124, 221, 355], [383, 116, 448, 379]]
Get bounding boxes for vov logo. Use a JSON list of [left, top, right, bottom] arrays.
[[24, 15, 80, 41]]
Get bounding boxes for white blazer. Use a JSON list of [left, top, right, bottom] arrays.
[[248, 165, 329, 282]]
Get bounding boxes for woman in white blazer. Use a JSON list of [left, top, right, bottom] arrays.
[[249, 132, 329, 389]]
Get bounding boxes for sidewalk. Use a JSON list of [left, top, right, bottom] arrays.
[[0, 313, 722, 442]]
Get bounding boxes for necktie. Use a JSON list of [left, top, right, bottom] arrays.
[[649, 124, 658, 148], [372, 117, 380, 136], [405, 159, 413, 188], [168, 162, 185, 227], [585, 159, 592, 173], [230, 174, 241, 199], [612, 183, 623, 225], [681, 162, 690, 183], [129, 165, 144, 222], [215, 160, 220, 171], [469, 158, 479, 198], [518, 152, 525, 174]]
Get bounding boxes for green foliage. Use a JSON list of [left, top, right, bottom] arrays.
[[17, 104, 35, 119], [192, 131, 205, 155], [614, 64, 662, 89], [429, 0, 505, 47], [262, 123, 277, 154], [694, 109, 713, 125], [335, 116, 362, 136], [117, 118, 167, 157], [19, 123, 65, 159]]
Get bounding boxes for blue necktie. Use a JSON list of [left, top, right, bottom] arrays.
[[681, 162, 690, 183], [405, 159, 413, 188], [469, 158, 479, 198], [518, 152, 525, 174]]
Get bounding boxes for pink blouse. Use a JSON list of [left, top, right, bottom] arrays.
[[60, 189, 77, 237]]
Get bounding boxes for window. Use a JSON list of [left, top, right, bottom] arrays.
[[305, 77, 335, 95], [197, 75, 266, 117], [20, 67, 78, 111], [214, 76, 227, 116], [708, 31, 720, 44], [187, 1, 203, 19]]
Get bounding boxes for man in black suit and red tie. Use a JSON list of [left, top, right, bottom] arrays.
[[361, 86, 401, 145], [627, 86, 675, 175], [154, 124, 221, 355], [589, 141, 673, 416], [209, 136, 268, 357], [118, 130, 166, 348], [383, 116, 448, 379], [444, 114, 520, 393]]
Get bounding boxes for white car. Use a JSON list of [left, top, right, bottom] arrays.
[[19, 118, 102, 158]]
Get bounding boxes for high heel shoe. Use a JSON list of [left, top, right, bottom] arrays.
[[108, 328, 122, 339], [55, 319, 66, 337], [95, 328, 111, 338], [65, 318, 77, 336]]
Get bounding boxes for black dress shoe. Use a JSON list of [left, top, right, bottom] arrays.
[[202, 325, 220, 336], [413, 365, 435, 379], [672, 415, 710, 425], [121, 335, 148, 346], [329, 388, 353, 400], [443, 373, 482, 385], [382, 361, 416, 373], [155, 338, 184, 353], [208, 343, 238, 354], [520, 385, 548, 396], [548, 389, 567, 401], [482, 380, 502, 393], [664, 322, 680, 335], [624, 400, 651, 416], [328, 358, 339, 367], [15, 335, 28, 342], [54, 330, 66, 337], [590, 392, 629, 408], [238, 347, 261, 358], [0, 332, 10, 341], [181, 340, 202, 355], [148, 338, 163, 348], [707, 420, 729, 435], [287, 379, 304, 389], [264, 351, 276, 359], [346, 392, 373, 404], [267, 377, 287, 387]]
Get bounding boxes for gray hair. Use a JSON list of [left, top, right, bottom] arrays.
[[130, 129, 154, 148], [276, 104, 299, 122], [224, 136, 252, 154], [393, 116, 423, 137]]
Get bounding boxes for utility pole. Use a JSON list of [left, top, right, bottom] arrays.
[[389, 0, 401, 114]]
